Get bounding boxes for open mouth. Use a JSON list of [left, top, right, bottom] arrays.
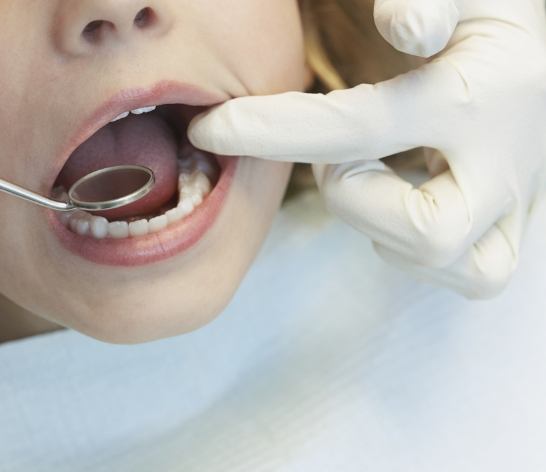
[[52, 104, 221, 238], [46, 82, 238, 266]]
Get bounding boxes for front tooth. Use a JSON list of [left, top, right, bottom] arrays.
[[108, 221, 129, 239], [111, 111, 130, 122], [131, 106, 156, 115], [60, 210, 75, 226], [68, 211, 89, 233], [76, 219, 91, 236], [69, 217, 80, 233], [90, 216, 109, 239], [129, 219, 149, 237], [149, 215, 168, 233]]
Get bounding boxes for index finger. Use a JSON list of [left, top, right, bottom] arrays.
[[187, 59, 465, 164]]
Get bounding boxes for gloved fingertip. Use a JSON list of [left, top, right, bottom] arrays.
[[187, 108, 236, 155], [374, 0, 460, 58], [187, 113, 212, 151]]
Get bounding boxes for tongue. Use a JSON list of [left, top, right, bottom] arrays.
[[57, 113, 179, 220]]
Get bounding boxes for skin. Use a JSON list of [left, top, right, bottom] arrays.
[[0, 0, 311, 344]]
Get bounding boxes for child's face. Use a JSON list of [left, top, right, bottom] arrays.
[[0, 0, 309, 343]]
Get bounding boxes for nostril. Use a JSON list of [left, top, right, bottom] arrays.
[[134, 7, 156, 29], [82, 20, 114, 43], [78, 7, 161, 47], [83, 20, 103, 35]]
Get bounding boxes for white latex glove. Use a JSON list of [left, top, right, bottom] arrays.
[[374, 0, 461, 58], [188, 0, 546, 299]]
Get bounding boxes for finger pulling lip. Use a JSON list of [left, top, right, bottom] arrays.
[[45, 80, 238, 267]]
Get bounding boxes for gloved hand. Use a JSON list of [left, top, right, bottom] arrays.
[[188, 0, 546, 299]]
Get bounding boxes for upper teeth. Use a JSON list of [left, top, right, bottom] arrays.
[[131, 106, 156, 115], [110, 106, 157, 123]]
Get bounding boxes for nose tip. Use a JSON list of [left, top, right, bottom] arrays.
[[53, 1, 173, 56]]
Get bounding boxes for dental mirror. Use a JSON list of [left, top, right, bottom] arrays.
[[0, 165, 155, 212]]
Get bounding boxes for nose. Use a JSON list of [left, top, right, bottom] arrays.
[[53, 1, 174, 56]]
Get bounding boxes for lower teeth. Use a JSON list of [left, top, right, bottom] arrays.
[[56, 167, 213, 240]]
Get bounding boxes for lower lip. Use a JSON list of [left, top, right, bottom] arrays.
[[46, 156, 239, 267]]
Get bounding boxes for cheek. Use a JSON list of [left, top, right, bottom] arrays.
[[245, 161, 294, 219]]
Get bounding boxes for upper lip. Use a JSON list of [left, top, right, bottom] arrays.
[[47, 80, 228, 193]]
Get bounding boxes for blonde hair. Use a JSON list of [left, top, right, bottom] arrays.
[[287, 0, 422, 196], [301, 0, 419, 90]]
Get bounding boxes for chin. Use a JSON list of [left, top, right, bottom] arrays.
[[70, 314, 202, 346], [69, 290, 236, 345]]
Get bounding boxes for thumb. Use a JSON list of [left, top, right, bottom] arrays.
[[374, 0, 460, 57]]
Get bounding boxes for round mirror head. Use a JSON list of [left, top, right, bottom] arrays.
[[68, 165, 155, 211]]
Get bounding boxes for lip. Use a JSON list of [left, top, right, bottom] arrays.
[[45, 80, 239, 267], [46, 80, 229, 192], [47, 156, 238, 266]]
